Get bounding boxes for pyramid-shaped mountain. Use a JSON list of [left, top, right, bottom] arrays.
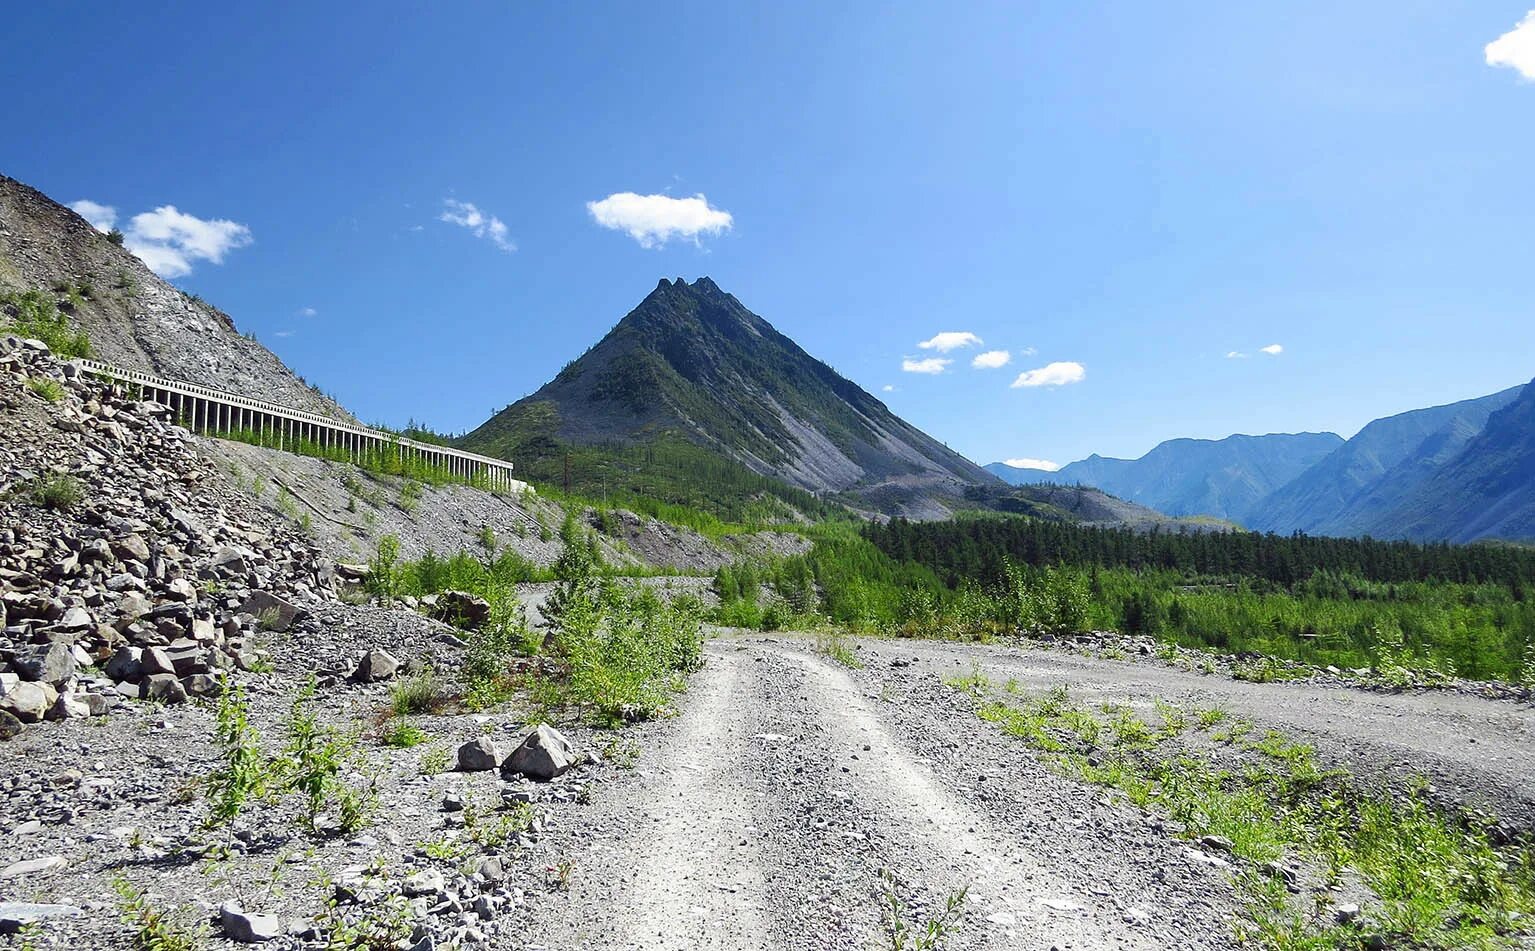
[[461, 277, 997, 517]]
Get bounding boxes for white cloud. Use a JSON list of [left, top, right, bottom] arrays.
[[439, 199, 515, 252], [881, 384, 897, 392], [917, 331, 982, 352], [586, 192, 733, 248], [972, 349, 1011, 369], [1260, 343, 1283, 355], [274, 330, 294, 338], [1010, 361, 1086, 388], [1487, 11, 1535, 79], [70, 200, 118, 232], [902, 357, 952, 375], [1020, 346, 1038, 356], [72, 200, 253, 278], [298, 306, 317, 318], [1003, 457, 1061, 471], [1225, 350, 1248, 359]]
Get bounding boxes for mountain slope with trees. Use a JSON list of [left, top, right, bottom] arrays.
[[460, 277, 1000, 519]]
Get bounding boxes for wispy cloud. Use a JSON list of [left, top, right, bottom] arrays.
[[902, 357, 952, 375], [1003, 457, 1061, 471], [917, 331, 982, 352], [972, 349, 1011, 369], [298, 306, 317, 318], [1260, 343, 1283, 356], [72, 200, 253, 278], [1011, 361, 1085, 388], [439, 199, 515, 252], [1019, 346, 1038, 357], [1487, 10, 1535, 79], [586, 192, 732, 248], [881, 384, 897, 392], [273, 330, 294, 338], [1225, 351, 1249, 359]]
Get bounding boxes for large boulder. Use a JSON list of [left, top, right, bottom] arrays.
[[143, 673, 187, 704], [238, 591, 306, 632], [9, 641, 75, 685], [431, 591, 491, 630], [456, 737, 505, 772], [502, 724, 577, 782], [0, 682, 56, 723], [351, 649, 399, 683]]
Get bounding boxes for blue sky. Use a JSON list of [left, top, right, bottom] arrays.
[[4, 2, 1534, 470]]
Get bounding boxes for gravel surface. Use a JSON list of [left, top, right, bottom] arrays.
[[858, 636, 1535, 830], [509, 637, 1240, 950]]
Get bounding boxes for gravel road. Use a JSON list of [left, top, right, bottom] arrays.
[[512, 637, 1242, 949]]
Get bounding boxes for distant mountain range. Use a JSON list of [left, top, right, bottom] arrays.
[[987, 432, 1342, 522], [461, 277, 1001, 519], [1244, 387, 1523, 537], [990, 380, 1535, 543]]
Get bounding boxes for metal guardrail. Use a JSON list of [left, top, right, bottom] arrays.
[[76, 358, 528, 493]]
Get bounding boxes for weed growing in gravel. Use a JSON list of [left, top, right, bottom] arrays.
[[390, 667, 450, 716], [12, 473, 84, 511], [418, 746, 450, 776], [962, 682, 1535, 949], [282, 681, 377, 835], [379, 721, 427, 748], [24, 375, 64, 402], [879, 869, 967, 950], [203, 680, 270, 835], [815, 629, 863, 668], [112, 875, 205, 951]]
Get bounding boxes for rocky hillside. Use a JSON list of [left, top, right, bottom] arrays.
[[0, 174, 349, 419], [461, 277, 999, 519], [1246, 385, 1524, 537], [0, 336, 689, 948], [991, 431, 1343, 523]]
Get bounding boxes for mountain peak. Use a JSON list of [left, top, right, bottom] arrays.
[[462, 278, 998, 517]]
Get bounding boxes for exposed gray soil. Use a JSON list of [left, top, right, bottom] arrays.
[[208, 439, 811, 572]]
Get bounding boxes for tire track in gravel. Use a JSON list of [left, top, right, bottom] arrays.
[[519, 639, 1239, 949], [756, 641, 1229, 950]]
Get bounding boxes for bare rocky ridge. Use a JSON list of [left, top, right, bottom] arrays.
[[0, 175, 350, 420]]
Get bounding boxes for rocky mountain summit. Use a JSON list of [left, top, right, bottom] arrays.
[[462, 277, 1000, 518]]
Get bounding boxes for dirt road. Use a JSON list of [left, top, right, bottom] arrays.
[[511, 637, 1245, 949], [505, 633, 1535, 949]]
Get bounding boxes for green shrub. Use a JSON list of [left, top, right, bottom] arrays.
[[380, 722, 428, 748], [390, 667, 448, 716], [112, 876, 204, 951], [542, 582, 704, 725], [0, 290, 91, 357], [17, 474, 84, 511], [25, 376, 65, 402]]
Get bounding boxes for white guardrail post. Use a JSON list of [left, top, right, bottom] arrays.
[[74, 358, 529, 494]]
